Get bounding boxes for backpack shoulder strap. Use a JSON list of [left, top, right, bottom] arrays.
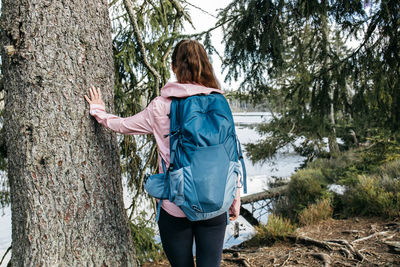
[[236, 135, 247, 194], [155, 157, 169, 222]]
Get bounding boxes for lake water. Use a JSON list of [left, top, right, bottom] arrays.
[[0, 112, 305, 265]]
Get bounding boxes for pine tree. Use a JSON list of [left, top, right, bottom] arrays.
[[218, 0, 400, 163]]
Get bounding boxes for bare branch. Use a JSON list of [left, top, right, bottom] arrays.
[[123, 0, 161, 95], [161, 13, 181, 81], [0, 246, 11, 266], [108, 0, 119, 7]]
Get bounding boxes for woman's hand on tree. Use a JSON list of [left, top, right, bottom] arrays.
[[84, 85, 105, 106]]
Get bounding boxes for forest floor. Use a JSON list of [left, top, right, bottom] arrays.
[[143, 217, 400, 267]]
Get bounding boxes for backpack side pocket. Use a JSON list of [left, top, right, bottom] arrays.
[[169, 167, 185, 206], [144, 173, 169, 199]]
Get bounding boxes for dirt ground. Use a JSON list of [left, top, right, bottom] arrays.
[[143, 217, 400, 267]]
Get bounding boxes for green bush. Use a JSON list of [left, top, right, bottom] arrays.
[[272, 141, 400, 223], [249, 214, 296, 246], [342, 174, 400, 218], [275, 168, 329, 221]]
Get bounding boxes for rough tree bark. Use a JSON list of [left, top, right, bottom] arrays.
[[1, 0, 137, 265]]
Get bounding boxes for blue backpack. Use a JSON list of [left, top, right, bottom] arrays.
[[145, 93, 247, 222]]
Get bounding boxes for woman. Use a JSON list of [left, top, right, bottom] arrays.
[[84, 40, 240, 267]]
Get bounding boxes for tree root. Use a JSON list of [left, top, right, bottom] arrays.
[[281, 251, 291, 266], [384, 241, 400, 254], [288, 235, 368, 263], [288, 235, 333, 251], [223, 257, 252, 267], [223, 248, 259, 254], [328, 239, 364, 261], [310, 252, 332, 267], [351, 231, 390, 244]]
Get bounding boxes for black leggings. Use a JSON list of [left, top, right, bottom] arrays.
[[157, 207, 227, 267]]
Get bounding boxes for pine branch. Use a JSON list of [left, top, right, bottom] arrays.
[[181, 0, 218, 18], [314, 13, 380, 80], [129, 143, 157, 220], [180, 17, 233, 39], [168, 0, 195, 29], [123, 0, 161, 95], [152, 16, 232, 47]]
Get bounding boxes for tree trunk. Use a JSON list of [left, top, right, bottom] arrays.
[[1, 0, 137, 265], [328, 90, 339, 156]]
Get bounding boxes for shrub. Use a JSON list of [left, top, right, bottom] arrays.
[[298, 198, 333, 226], [275, 168, 329, 220], [249, 214, 296, 246], [379, 159, 400, 179], [272, 144, 400, 222], [342, 174, 400, 218], [129, 216, 163, 264]]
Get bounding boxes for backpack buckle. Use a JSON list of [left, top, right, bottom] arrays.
[[191, 205, 201, 212]]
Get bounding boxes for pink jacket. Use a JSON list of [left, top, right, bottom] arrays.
[[89, 82, 241, 218]]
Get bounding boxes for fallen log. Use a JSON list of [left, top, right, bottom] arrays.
[[241, 186, 287, 204], [240, 206, 260, 226], [239, 186, 287, 226]]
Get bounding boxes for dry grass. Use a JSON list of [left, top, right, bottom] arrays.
[[248, 214, 296, 246], [298, 198, 333, 226]]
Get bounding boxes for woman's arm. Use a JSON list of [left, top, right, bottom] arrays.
[[229, 175, 241, 221], [84, 85, 153, 135]]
